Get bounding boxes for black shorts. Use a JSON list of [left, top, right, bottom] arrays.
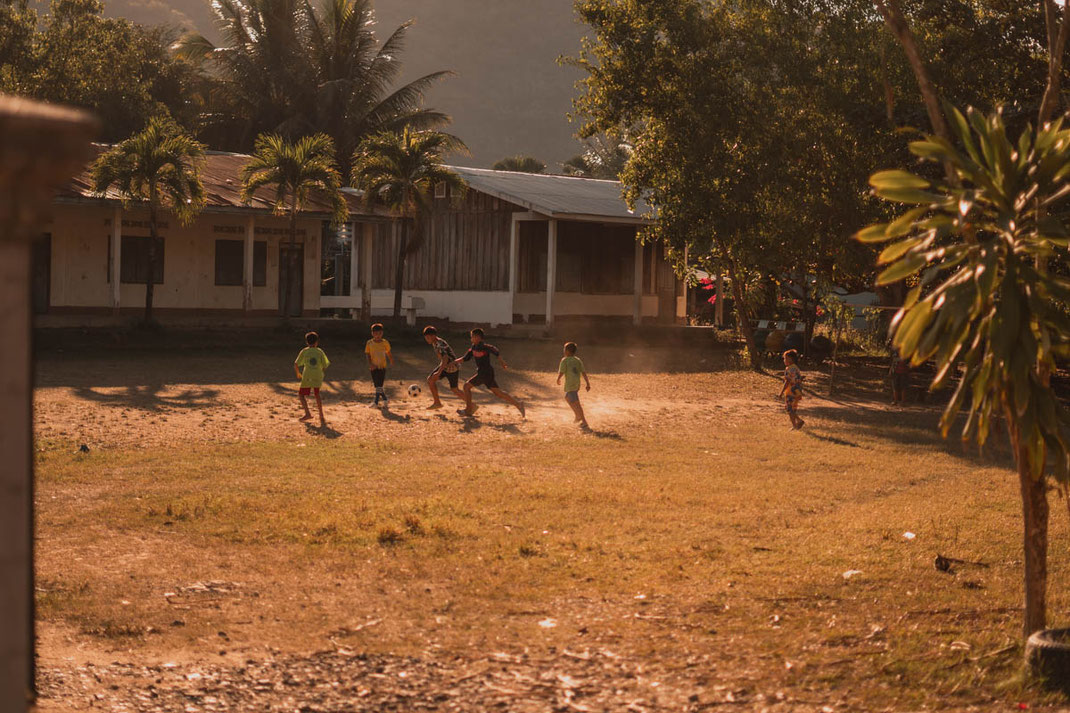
[[467, 371, 499, 390], [429, 368, 459, 389], [371, 368, 386, 388]]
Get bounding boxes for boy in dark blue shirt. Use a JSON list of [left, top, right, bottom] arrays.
[[454, 328, 525, 418]]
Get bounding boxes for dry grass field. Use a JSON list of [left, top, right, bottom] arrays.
[[29, 328, 1070, 712]]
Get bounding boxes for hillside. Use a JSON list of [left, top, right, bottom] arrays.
[[37, 0, 590, 167]]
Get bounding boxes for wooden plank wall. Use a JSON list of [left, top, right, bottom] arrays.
[[371, 190, 519, 291]]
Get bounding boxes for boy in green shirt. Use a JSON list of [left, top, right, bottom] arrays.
[[294, 331, 330, 427], [556, 341, 591, 429]]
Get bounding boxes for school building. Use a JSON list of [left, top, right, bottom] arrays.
[[35, 151, 684, 327]]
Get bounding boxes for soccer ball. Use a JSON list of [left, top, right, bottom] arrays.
[[408, 384, 422, 398]]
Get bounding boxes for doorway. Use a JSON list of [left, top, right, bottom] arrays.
[[278, 245, 304, 317]]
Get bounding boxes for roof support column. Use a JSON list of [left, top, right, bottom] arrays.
[[110, 205, 122, 315], [545, 218, 557, 329], [243, 215, 255, 312], [508, 213, 521, 325], [361, 222, 374, 322], [633, 238, 644, 326], [347, 223, 359, 318]]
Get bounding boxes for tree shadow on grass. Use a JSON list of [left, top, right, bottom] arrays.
[[804, 403, 1015, 469], [72, 385, 220, 412]]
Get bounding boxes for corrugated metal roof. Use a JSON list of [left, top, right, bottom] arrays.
[[58, 147, 380, 217], [447, 166, 652, 222]]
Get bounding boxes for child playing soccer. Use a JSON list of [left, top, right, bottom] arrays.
[[423, 325, 464, 409], [294, 331, 329, 427], [556, 341, 591, 429], [454, 328, 525, 418], [779, 349, 805, 430], [365, 323, 394, 407]]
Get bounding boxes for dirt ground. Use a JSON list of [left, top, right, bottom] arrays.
[[29, 328, 1070, 712]]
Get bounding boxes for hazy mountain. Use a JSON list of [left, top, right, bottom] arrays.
[[44, 0, 590, 168]]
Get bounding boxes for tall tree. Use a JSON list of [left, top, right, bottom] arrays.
[[492, 155, 546, 173], [176, 0, 450, 167], [240, 133, 348, 317], [570, 0, 891, 369], [0, 0, 36, 91], [13, 0, 199, 140], [91, 116, 207, 324], [351, 128, 466, 318]]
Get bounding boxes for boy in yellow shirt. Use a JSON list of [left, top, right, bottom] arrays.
[[365, 323, 394, 406], [294, 331, 330, 426]]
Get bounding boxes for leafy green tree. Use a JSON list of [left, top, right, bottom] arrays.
[[91, 117, 207, 324], [16, 0, 199, 140], [177, 0, 450, 167], [858, 107, 1070, 637], [492, 155, 546, 173], [240, 133, 348, 317], [570, 0, 891, 369], [570, 0, 1054, 370], [0, 0, 36, 91], [351, 128, 466, 318]]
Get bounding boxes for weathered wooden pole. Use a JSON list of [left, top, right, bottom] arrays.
[[0, 95, 95, 712]]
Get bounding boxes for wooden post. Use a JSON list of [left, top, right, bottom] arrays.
[[545, 219, 557, 328], [361, 222, 374, 322], [242, 215, 255, 312], [633, 239, 643, 326], [110, 205, 122, 314], [0, 95, 96, 713]]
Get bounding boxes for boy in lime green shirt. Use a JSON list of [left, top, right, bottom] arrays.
[[556, 341, 591, 429], [294, 331, 330, 426]]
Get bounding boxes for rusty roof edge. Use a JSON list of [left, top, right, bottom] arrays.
[[52, 194, 391, 221]]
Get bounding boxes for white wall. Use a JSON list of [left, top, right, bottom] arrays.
[[45, 205, 322, 313], [369, 289, 513, 326], [513, 292, 658, 319]]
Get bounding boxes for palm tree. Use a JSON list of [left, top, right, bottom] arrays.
[[351, 128, 466, 318], [176, 0, 450, 169], [91, 116, 206, 324], [240, 133, 348, 317], [492, 155, 546, 173]]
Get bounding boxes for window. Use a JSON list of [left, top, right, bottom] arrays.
[[108, 235, 165, 284], [214, 239, 267, 286], [435, 182, 448, 199], [320, 223, 354, 296]]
